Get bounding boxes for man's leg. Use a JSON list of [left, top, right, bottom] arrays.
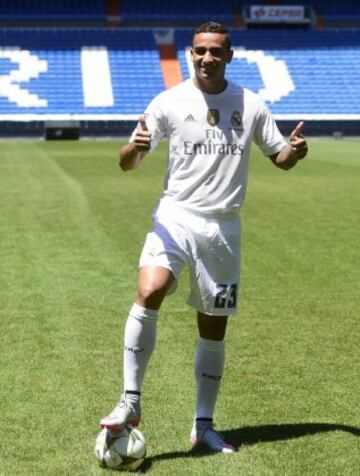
[[100, 266, 174, 431], [191, 312, 235, 453], [195, 312, 227, 418]]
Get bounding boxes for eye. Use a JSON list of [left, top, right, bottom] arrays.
[[194, 47, 207, 56], [209, 48, 223, 57]]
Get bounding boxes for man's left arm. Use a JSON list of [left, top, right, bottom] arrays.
[[269, 121, 308, 170]]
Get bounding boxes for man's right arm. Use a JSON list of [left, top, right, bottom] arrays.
[[119, 116, 151, 171]]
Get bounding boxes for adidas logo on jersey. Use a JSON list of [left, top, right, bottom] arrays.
[[184, 114, 195, 122]]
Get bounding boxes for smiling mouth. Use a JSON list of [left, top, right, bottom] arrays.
[[201, 66, 215, 73]]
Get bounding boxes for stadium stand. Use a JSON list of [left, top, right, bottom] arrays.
[[0, 0, 106, 24], [1, 28, 359, 115], [283, 1, 360, 27], [1, 1, 359, 28], [177, 28, 360, 116], [0, 29, 164, 116], [0, 1, 359, 136], [0, 0, 360, 27], [121, 0, 233, 26]]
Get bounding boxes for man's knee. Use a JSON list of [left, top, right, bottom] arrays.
[[136, 266, 175, 309], [136, 283, 166, 307]]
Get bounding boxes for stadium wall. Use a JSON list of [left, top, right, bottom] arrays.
[[0, 118, 359, 139]]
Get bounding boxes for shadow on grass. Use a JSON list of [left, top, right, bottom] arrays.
[[138, 422, 360, 472]]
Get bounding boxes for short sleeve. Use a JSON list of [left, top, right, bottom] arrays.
[[253, 98, 287, 157], [129, 94, 168, 151]]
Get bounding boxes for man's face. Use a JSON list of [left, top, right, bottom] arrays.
[[191, 32, 233, 84]]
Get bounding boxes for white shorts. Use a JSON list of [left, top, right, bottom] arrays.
[[139, 198, 241, 316]]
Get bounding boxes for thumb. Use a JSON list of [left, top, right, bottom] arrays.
[[291, 121, 304, 140], [139, 116, 148, 131]]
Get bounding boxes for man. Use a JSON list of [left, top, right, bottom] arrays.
[[100, 21, 308, 453]]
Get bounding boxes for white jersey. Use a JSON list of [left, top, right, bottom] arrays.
[[131, 78, 287, 215]]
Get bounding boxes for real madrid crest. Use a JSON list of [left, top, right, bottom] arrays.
[[207, 109, 220, 127], [231, 110, 243, 129]]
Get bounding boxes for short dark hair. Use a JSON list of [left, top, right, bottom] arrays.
[[193, 21, 231, 50]]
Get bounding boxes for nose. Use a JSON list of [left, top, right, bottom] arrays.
[[203, 51, 214, 63]]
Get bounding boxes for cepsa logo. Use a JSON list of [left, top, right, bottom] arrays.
[[254, 7, 266, 18], [252, 6, 304, 20]]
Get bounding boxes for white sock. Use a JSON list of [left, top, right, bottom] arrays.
[[194, 337, 225, 420], [123, 303, 158, 393]]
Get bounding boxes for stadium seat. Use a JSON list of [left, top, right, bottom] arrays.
[[0, 28, 359, 117]]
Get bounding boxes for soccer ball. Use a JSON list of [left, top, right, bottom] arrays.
[[94, 425, 146, 471]]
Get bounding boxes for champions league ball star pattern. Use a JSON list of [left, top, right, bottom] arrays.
[[94, 426, 146, 471]]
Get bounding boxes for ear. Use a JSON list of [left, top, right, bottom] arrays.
[[227, 49, 234, 64]]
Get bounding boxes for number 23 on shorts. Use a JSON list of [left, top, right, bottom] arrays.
[[214, 283, 238, 309]]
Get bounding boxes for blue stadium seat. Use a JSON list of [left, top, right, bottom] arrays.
[[0, 28, 359, 117], [121, 0, 233, 25], [176, 28, 360, 115], [0, 0, 105, 22]]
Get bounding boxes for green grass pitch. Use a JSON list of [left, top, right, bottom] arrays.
[[0, 138, 359, 475]]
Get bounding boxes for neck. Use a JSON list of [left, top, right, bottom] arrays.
[[193, 77, 228, 94]]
